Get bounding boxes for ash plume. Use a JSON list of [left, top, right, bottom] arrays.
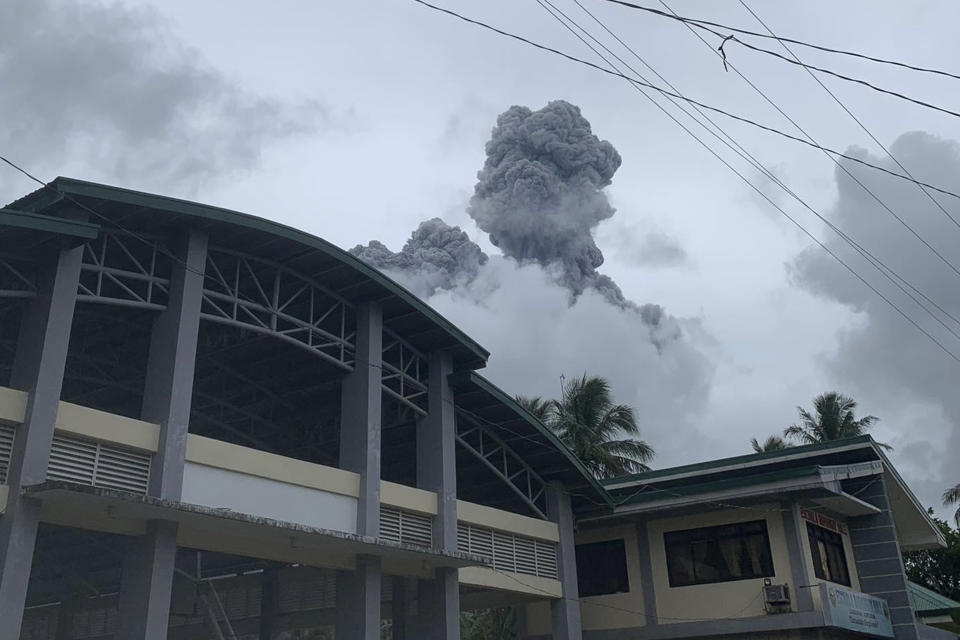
[[350, 218, 487, 297], [468, 100, 624, 302]]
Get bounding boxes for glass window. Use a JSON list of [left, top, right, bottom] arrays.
[[575, 539, 630, 597], [806, 522, 851, 586], [664, 520, 775, 587]]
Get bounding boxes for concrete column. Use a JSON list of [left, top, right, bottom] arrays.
[[337, 303, 383, 640], [634, 520, 658, 627], [415, 350, 460, 640], [546, 482, 582, 640], [339, 302, 382, 536], [0, 244, 83, 639], [780, 503, 814, 612], [117, 229, 206, 640], [335, 555, 382, 640], [844, 475, 919, 640], [142, 229, 207, 501], [259, 564, 278, 640], [117, 520, 179, 640]]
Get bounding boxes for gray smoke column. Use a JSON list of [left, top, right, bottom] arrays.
[[468, 100, 622, 298], [350, 218, 487, 297]]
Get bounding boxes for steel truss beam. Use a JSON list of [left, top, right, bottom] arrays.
[[381, 328, 428, 416], [455, 411, 549, 519], [77, 232, 171, 310], [201, 247, 356, 372]]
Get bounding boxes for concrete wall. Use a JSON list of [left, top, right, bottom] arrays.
[[648, 505, 793, 624], [526, 523, 647, 636], [181, 461, 359, 533]]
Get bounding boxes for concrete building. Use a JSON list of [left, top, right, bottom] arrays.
[[0, 179, 955, 640], [528, 436, 957, 640], [0, 178, 600, 639]]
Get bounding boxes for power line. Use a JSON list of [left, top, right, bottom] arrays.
[[718, 33, 960, 123], [408, 0, 960, 205], [737, 1, 960, 235], [410, 0, 960, 364], [595, 0, 960, 83], [654, 0, 960, 288], [553, 0, 960, 337]]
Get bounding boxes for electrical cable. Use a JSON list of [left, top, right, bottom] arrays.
[[405, 1, 960, 210], [737, 0, 960, 235], [654, 0, 960, 287], [595, 0, 960, 83], [553, 0, 960, 337]]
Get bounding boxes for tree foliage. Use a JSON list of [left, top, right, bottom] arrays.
[[460, 607, 518, 640], [750, 435, 789, 453], [903, 512, 960, 602], [517, 374, 653, 478], [783, 391, 889, 449]]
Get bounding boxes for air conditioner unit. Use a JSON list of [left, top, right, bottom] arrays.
[[763, 583, 791, 605]]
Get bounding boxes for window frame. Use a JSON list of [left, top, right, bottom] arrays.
[[805, 521, 852, 587], [574, 538, 631, 598], [663, 519, 776, 588]]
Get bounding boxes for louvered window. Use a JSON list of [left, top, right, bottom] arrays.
[[457, 522, 558, 579], [0, 423, 14, 483], [379, 506, 433, 547], [47, 434, 151, 495]]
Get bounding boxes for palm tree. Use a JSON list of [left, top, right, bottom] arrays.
[[516, 395, 552, 423], [945, 483, 960, 528], [523, 375, 653, 478], [750, 435, 789, 453], [783, 391, 890, 450]]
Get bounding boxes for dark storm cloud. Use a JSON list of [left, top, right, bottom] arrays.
[[349, 218, 488, 297], [0, 0, 335, 193], [791, 131, 960, 510]]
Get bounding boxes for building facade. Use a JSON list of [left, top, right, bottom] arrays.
[[0, 179, 955, 640], [0, 178, 602, 640], [524, 437, 956, 640]]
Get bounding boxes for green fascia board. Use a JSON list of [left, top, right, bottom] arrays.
[[602, 436, 876, 487], [0, 208, 99, 240], [610, 464, 824, 506], [28, 177, 490, 368], [909, 581, 960, 616], [449, 371, 612, 506]]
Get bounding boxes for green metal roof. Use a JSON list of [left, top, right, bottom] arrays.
[[0, 208, 100, 239], [603, 436, 876, 487], [609, 464, 824, 506], [7, 177, 489, 369], [909, 581, 960, 616], [449, 371, 611, 507]]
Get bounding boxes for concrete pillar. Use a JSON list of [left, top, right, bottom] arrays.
[[780, 503, 814, 612], [547, 482, 582, 640], [634, 520, 658, 627], [0, 244, 83, 639], [260, 563, 278, 640], [339, 302, 382, 536], [844, 475, 919, 640], [117, 520, 179, 640], [414, 350, 460, 640], [142, 229, 207, 501], [337, 302, 383, 640], [335, 555, 382, 640], [117, 229, 206, 640]]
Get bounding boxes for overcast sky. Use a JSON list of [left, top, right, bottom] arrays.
[[2, 0, 959, 518]]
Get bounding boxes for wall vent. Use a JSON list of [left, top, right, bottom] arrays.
[[457, 522, 558, 579], [47, 434, 151, 495], [379, 506, 434, 548], [0, 423, 14, 483]]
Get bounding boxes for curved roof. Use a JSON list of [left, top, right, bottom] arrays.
[[6, 177, 489, 370]]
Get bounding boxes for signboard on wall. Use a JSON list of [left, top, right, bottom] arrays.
[[800, 508, 847, 535], [819, 583, 894, 638]]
